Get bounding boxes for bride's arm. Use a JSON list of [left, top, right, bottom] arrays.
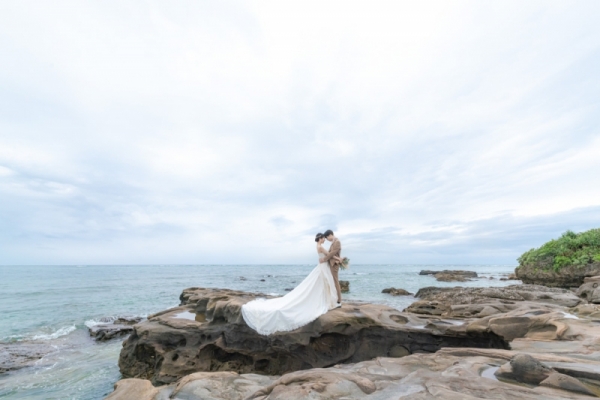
[[318, 245, 329, 263], [319, 246, 330, 256]]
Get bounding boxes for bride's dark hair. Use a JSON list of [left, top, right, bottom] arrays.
[[315, 233, 324, 242]]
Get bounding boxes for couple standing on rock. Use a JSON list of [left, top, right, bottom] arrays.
[[241, 230, 344, 335]]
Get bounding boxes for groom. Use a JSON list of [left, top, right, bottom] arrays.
[[320, 229, 342, 306]]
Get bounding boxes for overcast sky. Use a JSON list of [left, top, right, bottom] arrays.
[[1, 1, 600, 265]]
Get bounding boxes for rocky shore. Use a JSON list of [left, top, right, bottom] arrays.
[[118, 288, 508, 386], [106, 273, 600, 399]]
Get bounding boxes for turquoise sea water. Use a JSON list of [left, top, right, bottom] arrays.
[[0, 264, 516, 399]]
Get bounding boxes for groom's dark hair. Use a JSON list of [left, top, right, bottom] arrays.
[[324, 229, 334, 237]]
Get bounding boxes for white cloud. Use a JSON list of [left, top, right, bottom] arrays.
[[1, 0, 599, 264]]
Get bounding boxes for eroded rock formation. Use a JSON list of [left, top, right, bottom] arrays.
[[407, 284, 581, 318], [118, 288, 509, 385], [89, 316, 143, 341], [577, 276, 600, 303], [108, 348, 600, 399]]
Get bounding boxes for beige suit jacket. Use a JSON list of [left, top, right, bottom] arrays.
[[323, 239, 341, 268]]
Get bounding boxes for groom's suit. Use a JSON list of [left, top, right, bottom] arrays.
[[323, 238, 342, 302]]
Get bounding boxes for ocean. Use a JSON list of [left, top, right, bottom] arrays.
[[0, 263, 517, 399]]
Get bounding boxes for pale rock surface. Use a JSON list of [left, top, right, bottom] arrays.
[[107, 349, 600, 399]]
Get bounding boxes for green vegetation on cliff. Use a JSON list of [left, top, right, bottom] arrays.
[[518, 228, 600, 272]]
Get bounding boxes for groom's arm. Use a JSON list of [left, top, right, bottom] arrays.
[[323, 241, 340, 262]]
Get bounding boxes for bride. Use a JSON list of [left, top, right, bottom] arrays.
[[241, 233, 342, 335]]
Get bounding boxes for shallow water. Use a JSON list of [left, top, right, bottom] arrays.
[[0, 264, 516, 399]]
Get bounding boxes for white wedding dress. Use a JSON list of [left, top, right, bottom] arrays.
[[241, 250, 339, 335]]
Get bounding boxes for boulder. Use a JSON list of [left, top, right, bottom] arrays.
[[118, 288, 509, 385], [495, 354, 553, 384], [89, 317, 143, 341], [382, 288, 413, 296], [576, 276, 600, 303], [339, 280, 349, 293]]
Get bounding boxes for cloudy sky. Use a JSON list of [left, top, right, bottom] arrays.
[[1, 1, 600, 265]]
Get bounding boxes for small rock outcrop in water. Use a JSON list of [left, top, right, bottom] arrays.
[[0, 342, 54, 373], [89, 317, 143, 341], [420, 269, 478, 278], [382, 287, 413, 296], [117, 288, 509, 385], [420, 269, 478, 281], [339, 280, 349, 293], [434, 272, 470, 282]]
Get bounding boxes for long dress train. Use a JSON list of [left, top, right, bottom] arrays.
[[241, 251, 339, 335]]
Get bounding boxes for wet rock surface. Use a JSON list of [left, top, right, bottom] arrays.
[[118, 288, 509, 385], [89, 317, 143, 341], [0, 342, 55, 373]]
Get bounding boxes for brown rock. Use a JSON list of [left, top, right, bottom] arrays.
[[118, 288, 509, 385], [434, 272, 470, 282], [576, 276, 600, 303], [339, 280, 349, 293], [105, 378, 159, 400], [107, 349, 599, 400], [419, 270, 478, 278], [382, 288, 413, 296], [407, 285, 580, 318], [495, 354, 553, 385], [540, 372, 597, 396]]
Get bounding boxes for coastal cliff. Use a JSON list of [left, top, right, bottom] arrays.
[[516, 229, 600, 287]]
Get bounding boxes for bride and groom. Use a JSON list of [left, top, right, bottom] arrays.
[[241, 230, 344, 335]]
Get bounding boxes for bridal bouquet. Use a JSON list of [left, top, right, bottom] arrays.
[[340, 257, 350, 270]]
